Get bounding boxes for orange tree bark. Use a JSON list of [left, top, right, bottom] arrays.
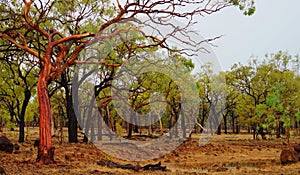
[[36, 61, 55, 164]]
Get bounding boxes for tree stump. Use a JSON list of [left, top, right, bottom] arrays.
[[0, 136, 14, 153]]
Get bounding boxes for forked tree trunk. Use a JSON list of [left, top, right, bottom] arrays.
[[36, 65, 55, 164]]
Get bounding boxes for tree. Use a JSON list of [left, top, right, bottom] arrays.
[[196, 63, 226, 135], [228, 51, 300, 139], [222, 71, 239, 134], [229, 60, 270, 139], [0, 50, 37, 142], [0, 0, 256, 164], [59, 69, 78, 143]]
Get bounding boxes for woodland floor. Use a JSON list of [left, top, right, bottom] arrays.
[[1, 128, 300, 175]]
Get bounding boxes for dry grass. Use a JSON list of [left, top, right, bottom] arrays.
[[1, 128, 300, 174]]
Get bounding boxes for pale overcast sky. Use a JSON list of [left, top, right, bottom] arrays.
[[196, 0, 300, 70]]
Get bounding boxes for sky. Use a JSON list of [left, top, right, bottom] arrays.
[[196, 0, 300, 71]]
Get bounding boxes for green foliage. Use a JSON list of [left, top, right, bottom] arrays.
[[115, 122, 123, 136], [229, 0, 256, 16], [0, 108, 10, 126], [4, 122, 15, 130], [25, 98, 38, 123], [0, 51, 38, 130], [229, 51, 300, 136], [255, 104, 267, 118], [296, 112, 300, 122]]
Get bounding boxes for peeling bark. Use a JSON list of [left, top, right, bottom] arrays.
[[36, 63, 55, 164]]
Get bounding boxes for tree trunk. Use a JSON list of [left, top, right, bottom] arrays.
[[276, 117, 281, 138], [180, 104, 186, 138], [134, 116, 139, 133], [223, 115, 227, 134], [148, 112, 152, 136], [174, 114, 179, 138], [231, 113, 235, 134], [62, 71, 78, 143], [90, 114, 95, 143], [50, 109, 55, 136], [127, 111, 134, 138], [0, 117, 2, 132], [236, 125, 239, 134], [158, 114, 163, 136], [127, 123, 133, 138], [200, 104, 206, 133], [258, 127, 266, 140], [280, 121, 285, 135], [169, 114, 174, 139], [217, 125, 221, 135], [83, 96, 96, 142], [19, 89, 31, 142], [209, 114, 213, 136], [97, 110, 102, 141], [252, 125, 256, 140], [66, 93, 78, 143], [36, 66, 55, 164], [72, 70, 81, 129]]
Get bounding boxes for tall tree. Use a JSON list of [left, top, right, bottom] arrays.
[[229, 60, 269, 138], [196, 64, 226, 135]]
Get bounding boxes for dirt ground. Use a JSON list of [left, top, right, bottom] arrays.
[[1, 128, 300, 175]]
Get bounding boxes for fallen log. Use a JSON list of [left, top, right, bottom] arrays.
[[143, 162, 166, 171], [98, 160, 141, 171], [97, 160, 167, 171]]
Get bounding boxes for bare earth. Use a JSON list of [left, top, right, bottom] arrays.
[[1, 128, 300, 175]]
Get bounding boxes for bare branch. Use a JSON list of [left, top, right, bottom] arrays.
[[23, 0, 49, 38]]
